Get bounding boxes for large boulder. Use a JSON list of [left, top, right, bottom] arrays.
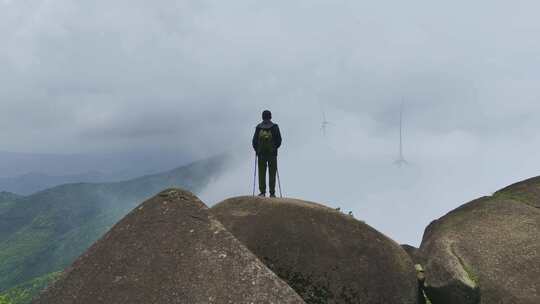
[[419, 176, 540, 304], [401, 244, 425, 266], [33, 189, 305, 304], [211, 196, 418, 304]]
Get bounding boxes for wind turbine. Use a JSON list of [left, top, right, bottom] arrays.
[[394, 100, 409, 167], [321, 110, 331, 136], [320, 104, 333, 137]]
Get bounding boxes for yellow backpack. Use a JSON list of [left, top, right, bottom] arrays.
[[258, 129, 274, 155]]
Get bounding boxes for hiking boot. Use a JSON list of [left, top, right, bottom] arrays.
[[258, 192, 266, 197], [269, 193, 276, 198]]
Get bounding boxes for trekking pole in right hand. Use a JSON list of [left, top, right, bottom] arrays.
[[276, 165, 283, 198], [252, 154, 257, 196]]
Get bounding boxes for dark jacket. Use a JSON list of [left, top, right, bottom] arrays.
[[252, 120, 282, 156]]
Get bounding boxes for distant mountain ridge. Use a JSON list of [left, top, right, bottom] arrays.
[[0, 154, 228, 292], [0, 150, 193, 185], [0, 192, 22, 202], [0, 171, 111, 195]]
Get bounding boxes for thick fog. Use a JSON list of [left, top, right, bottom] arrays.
[[3, 0, 540, 244]]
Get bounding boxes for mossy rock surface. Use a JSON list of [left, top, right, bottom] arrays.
[[419, 176, 540, 304], [212, 196, 418, 304]]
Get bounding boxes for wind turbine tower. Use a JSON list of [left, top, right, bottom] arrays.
[[395, 101, 408, 166], [321, 109, 331, 137], [319, 102, 333, 137]]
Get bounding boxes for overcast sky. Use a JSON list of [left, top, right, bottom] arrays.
[[3, 0, 540, 244]]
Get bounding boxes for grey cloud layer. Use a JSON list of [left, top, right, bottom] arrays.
[[3, 0, 539, 153], [3, 0, 540, 244]]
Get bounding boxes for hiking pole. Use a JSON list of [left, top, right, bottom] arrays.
[[276, 166, 283, 198], [252, 154, 257, 196]]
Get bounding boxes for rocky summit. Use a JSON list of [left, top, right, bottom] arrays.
[[419, 176, 540, 304], [211, 196, 418, 304], [28, 175, 540, 304], [32, 189, 305, 304]]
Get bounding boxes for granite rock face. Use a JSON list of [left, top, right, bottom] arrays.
[[212, 196, 418, 304], [33, 189, 306, 304], [419, 177, 540, 304]]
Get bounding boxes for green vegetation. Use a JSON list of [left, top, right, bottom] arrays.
[[493, 189, 536, 206], [452, 247, 479, 287], [0, 192, 20, 216], [0, 272, 61, 304], [491, 176, 540, 207], [462, 263, 479, 286], [0, 156, 226, 292]]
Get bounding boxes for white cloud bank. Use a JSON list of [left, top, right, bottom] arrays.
[[3, 0, 540, 244]]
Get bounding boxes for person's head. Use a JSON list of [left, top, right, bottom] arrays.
[[262, 110, 272, 121]]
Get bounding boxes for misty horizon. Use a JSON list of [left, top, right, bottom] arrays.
[[3, 0, 540, 245]]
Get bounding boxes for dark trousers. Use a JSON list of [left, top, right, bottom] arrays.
[[258, 154, 277, 194]]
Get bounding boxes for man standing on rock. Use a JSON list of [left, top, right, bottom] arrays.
[[252, 110, 282, 197]]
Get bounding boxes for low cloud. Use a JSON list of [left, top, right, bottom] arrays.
[[3, 0, 540, 244]]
